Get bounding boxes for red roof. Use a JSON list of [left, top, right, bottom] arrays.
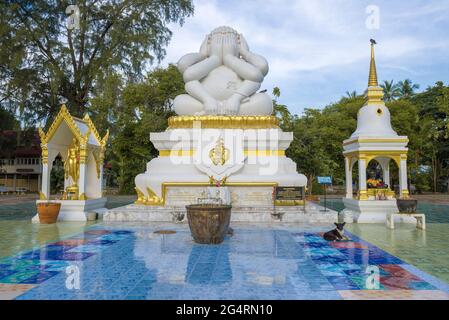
[[1, 130, 42, 158], [14, 146, 41, 157]]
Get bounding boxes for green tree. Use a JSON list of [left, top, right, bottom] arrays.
[[345, 91, 358, 99], [397, 79, 420, 98], [380, 80, 400, 102], [99, 64, 184, 193], [0, 0, 194, 126], [0, 106, 19, 131], [271, 87, 292, 130]]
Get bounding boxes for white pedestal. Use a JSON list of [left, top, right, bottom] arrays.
[[134, 128, 307, 206], [342, 198, 416, 223], [386, 213, 426, 230], [103, 201, 339, 223], [33, 198, 108, 222]]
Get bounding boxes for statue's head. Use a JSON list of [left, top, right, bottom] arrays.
[[209, 26, 239, 37], [201, 26, 242, 58]]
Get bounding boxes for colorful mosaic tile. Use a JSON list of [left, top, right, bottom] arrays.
[[0, 225, 446, 300], [338, 290, 449, 300]]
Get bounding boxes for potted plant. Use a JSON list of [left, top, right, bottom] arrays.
[[186, 203, 232, 244], [186, 177, 232, 244], [37, 200, 61, 224], [396, 198, 418, 213]]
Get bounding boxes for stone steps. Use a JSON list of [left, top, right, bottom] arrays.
[[103, 202, 339, 224]]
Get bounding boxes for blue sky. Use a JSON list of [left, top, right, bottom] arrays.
[[160, 0, 449, 115]]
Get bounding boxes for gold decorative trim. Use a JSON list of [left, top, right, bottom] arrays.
[[135, 187, 146, 204], [368, 41, 378, 87], [92, 150, 102, 178], [365, 87, 385, 106], [79, 146, 88, 164], [101, 130, 109, 147], [146, 187, 164, 205], [135, 182, 280, 206], [159, 150, 195, 157], [245, 150, 285, 157], [400, 190, 410, 199], [65, 185, 79, 200], [274, 200, 305, 206], [365, 41, 386, 106], [158, 150, 286, 157], [359, 190, 369, 201], [39, 105, 109, 148], [39, 191, 47, 200], [79, 193, 87, 200], [343, 138, 409, 146], [209, 138, 229, 165], [38, 128, 46, 142], [167, 116, 279, 129], [39, 105, 86, 144], [343, 150, 408, 167], [367, 188, 395, 198], [83, 114, 109, 147], [41, 145, 49, 165]]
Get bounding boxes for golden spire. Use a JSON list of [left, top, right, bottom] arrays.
[[368, 39, 378, 87], [365, 39, 384, 106]]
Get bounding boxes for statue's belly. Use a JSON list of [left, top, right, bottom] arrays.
[[202, 66, 243, 101]]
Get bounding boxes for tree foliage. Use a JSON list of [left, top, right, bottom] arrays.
[[89, 64, 185, 193], [287, 81, 449, 194], [0, 0, 193, 126]]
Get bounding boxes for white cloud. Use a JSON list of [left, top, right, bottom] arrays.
[[159, 0, 449, 114]]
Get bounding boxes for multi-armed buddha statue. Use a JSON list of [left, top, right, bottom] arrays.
[[105, 26, 308, 223], [174, 26, 273, 116]]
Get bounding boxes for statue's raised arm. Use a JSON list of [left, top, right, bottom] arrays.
[[173, 26, 273, 116]]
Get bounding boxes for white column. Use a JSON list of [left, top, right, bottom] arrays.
[[358, 158, 368, 200], [399, 156, 409, 198], [99, 164, 104, 197], [345, 157, 353, 198], [78, 162, 86, 199], [41, 163, 50, 198], [383, 163, 390, 188]]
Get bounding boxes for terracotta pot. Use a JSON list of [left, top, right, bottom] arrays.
[[186, 204, 232, 244], [37, 202, 61, 224], [396, 199, 418, 213]]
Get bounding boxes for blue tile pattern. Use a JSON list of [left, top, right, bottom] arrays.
[[0, 224, 446, 300]]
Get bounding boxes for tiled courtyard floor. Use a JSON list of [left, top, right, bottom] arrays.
[[0, 223, 448, 300]]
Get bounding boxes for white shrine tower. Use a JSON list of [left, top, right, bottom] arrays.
[[342, 40, 411, 223]]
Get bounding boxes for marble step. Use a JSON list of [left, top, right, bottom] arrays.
[[103, 202, 339, 223]]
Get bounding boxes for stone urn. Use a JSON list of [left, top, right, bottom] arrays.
[[186, 204, 232, 244], [396, 198, 418, 213], [37, 202, 61, 224]]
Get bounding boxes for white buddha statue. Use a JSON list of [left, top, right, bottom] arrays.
[[174, 26, 273, 116]]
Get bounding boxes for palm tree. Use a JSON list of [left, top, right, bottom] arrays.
[[380, 80, 400, 102], [345, 91, 358, 99], [397, 79, 420, 98], [272, 87, 281, 100]]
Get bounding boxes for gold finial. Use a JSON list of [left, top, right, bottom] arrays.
[[368, 39, 378, 87], [365, 39, 384, 106]]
